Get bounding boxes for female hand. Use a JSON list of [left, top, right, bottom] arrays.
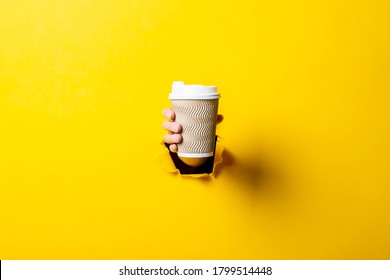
[[162, 108, 223, 152]]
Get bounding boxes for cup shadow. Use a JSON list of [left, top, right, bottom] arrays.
[[213, 149, 286, 199]]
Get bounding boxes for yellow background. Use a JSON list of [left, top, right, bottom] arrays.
[[1, 0, 389, 259]]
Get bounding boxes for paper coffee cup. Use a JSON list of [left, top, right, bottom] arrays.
[[169, 81, 220, 167]]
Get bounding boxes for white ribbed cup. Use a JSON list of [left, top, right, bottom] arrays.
[[169, 81, 220, 161]]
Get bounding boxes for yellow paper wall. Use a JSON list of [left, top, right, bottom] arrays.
[[0, 0, 389, 259]]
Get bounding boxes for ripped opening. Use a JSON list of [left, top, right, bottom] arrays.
[[155, 137, 224, 178]]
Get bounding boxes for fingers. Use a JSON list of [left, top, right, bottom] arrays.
[[162, 108, 222, 154], [162, 108, 181, 152], [162, 120, 182, 133], [163, 133, 182, 144], [169, 144, 178, 152], [162, 108, 175, 120], [217, 114, 224, 124]]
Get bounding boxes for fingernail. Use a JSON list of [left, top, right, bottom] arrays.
[[174, 135, 181, 142]]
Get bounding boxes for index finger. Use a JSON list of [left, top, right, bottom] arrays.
[[162, 108, 175, 120]]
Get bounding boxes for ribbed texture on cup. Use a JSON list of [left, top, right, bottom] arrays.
[[171, 99, 219, 157]]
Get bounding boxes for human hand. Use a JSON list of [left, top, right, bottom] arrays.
[[162, 108, 223, 153]]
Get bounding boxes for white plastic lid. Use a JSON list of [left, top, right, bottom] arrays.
[[169, 81, 220, 100]]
